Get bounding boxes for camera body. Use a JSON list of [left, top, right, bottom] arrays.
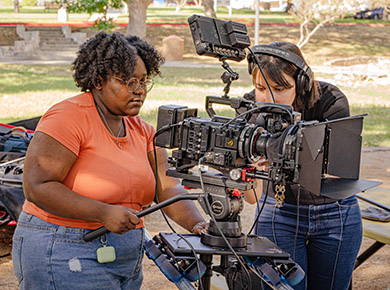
[[156, 95, 318, 191], [156, 97, 299, 173]]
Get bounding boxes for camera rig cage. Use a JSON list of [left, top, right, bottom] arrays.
[[84, 15, 381, 290]]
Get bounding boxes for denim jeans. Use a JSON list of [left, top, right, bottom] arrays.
[[12, 211, 144, 290], [255, 195, 362, 290]]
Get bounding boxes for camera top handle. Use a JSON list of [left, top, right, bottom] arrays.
[[205, 95, 294, 127]]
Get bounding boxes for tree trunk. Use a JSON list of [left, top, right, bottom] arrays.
[[14, 0, 19, 13], [384, 6, 390, 21], [176, 3, 182, 13], [203, 0, 216, 18], [175, 0, 187, 13], [126, 0, 151, 38], [286, 0, 293, 13], [194, 0, 202, 7]]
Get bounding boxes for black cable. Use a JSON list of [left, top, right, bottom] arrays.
[[0, 252, 11, 258], [220, 106, 262, 129], [152, 128, 179, 234], [292, 186, 301, 261], [197, 157, 253, 290], [252, 187, 261, 232], [248, 180, 270, 235], [176, 233, 205, 290], [152, 122, 186, 233], [247, 47, 276, 103], [153, 124, 205, 288], [220, 103, 293, 130]]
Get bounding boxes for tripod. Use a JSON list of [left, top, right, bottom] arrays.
[[146, 231, 303, 290], [145, 169, 304, 290], [84, 170, 304, 290]]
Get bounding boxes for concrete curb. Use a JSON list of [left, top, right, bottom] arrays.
[[363, 147, 390, 152]]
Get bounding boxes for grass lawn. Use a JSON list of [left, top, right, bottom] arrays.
[[0, 63, 389, 147], [0, 5, 389, 147]]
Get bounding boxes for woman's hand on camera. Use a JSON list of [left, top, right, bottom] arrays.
[[191, 221, 209, 235], [100, 205, 140, 234], [251, 157, 269, 170]]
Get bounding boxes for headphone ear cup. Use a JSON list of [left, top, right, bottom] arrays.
[[248, 55, 254, 75], [296, 70, 313, 97], [295, 71, 304, 97], [306, 69, 314, 92]]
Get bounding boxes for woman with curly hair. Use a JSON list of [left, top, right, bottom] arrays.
[[12, 31, 207, 290]]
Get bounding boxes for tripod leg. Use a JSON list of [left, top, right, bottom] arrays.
[[248, 262, 295, 290], [200, 254, 213, 290]]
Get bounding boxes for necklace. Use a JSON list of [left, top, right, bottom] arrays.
[[96, 103, 123, 150]]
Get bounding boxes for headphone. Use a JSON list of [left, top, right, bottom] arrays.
[[247, 45, 314, 97]]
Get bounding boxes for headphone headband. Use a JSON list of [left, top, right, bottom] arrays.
[[249, 45, 311, 75], [248, 44, 314, 98]]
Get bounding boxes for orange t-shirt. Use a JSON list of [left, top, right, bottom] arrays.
[[23, 92, 156, 229]]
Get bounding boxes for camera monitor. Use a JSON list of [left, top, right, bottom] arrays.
[[188, 14, 251, 62]]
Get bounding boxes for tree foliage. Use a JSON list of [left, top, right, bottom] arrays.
[[62, 0, 152, 38], [290, 0, 360, 48], [63, 0, 123, 32]]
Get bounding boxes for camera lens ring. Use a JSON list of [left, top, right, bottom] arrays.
[[247, 126, 262, 164], [238, 126, 250, 159]]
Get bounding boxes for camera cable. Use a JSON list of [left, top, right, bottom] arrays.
[[176, 232, 205, 290], [152, 129, 178, 234], [292, 186, 301, 261], [221, 103, 293, 130], [250, 186, 261, 234], [152, 125, 206, 290], [248, 180, 270, 236], [248, 47, 276, 103]]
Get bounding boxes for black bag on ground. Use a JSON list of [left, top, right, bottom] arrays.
[[0, 126, 33, 154], [0, 186, 25, 222], [0, 160, 24, 222], [8, 116, 40, 131]]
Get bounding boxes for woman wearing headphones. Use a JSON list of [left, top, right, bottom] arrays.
[[244, 42, 362, 290]]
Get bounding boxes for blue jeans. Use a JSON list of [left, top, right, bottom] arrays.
[[255, 195, 362, 290], [12, 211, 144, 290]]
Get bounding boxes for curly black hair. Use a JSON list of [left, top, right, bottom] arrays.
[[125, 35, 165, 78], [71, 31, 138, 92]]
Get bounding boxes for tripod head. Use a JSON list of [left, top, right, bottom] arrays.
[[167, 167, 249, 248]]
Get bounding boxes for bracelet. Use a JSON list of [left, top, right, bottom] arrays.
[[191, 221, 209, 233]]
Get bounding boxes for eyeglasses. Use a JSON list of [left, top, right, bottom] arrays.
[[113, 76, 154, 93]]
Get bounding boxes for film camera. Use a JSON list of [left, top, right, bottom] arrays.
[[157, 14, 377, 200], [151, 14, 378, 290]]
